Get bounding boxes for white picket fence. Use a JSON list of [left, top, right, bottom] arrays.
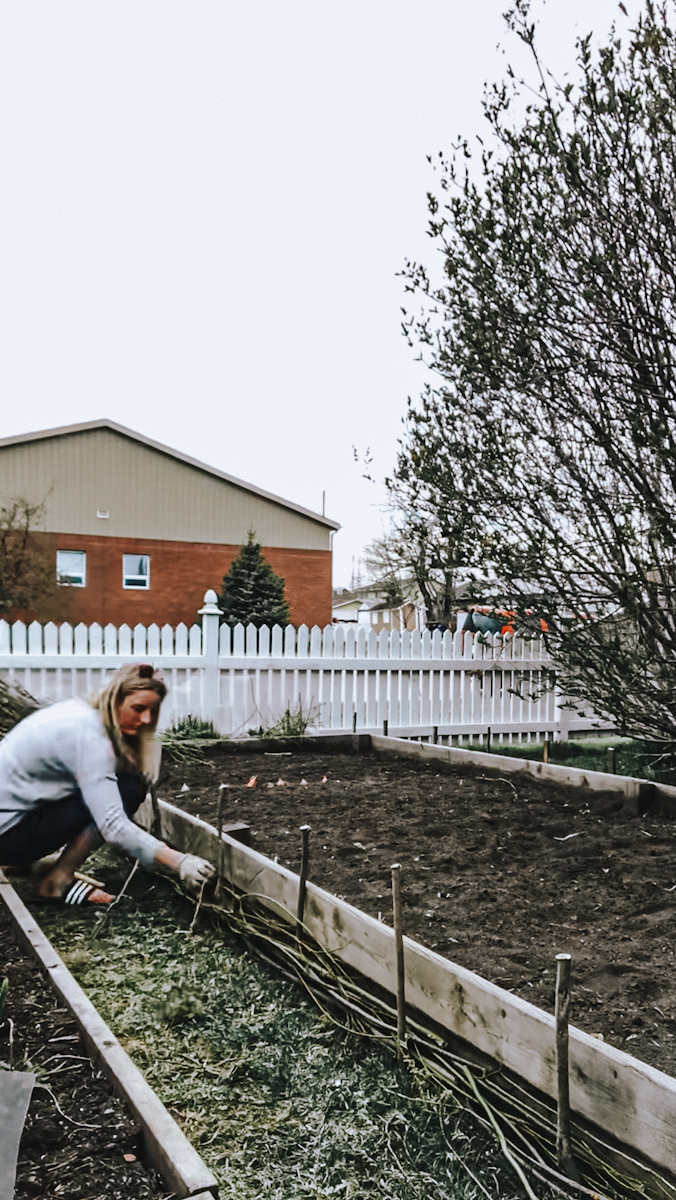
[[0, 590, 602, 742]]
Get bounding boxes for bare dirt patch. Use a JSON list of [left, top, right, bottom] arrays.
[[160, 743, 676, 1077]]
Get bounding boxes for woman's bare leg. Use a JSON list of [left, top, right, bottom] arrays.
[[37, 828, 102, 898]]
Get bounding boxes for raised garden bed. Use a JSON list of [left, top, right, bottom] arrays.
[[0, 903, 165, 1200], [31, 846, 538, 1200], [159, 741, 676, 1077]]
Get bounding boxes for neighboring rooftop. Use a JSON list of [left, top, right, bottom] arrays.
[[0, 419, 340, 531], [0, 419, 339, 550]]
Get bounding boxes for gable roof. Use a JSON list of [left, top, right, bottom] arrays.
[[0, 419, 340, 531]]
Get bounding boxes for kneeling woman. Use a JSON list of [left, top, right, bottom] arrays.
[[0, 663, 214, 903]]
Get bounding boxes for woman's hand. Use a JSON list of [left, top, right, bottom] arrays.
[[177, 853, 216, 892], [153, 843, 216, 892]]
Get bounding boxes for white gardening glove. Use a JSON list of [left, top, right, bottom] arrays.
[[177, 853, 216, 892]]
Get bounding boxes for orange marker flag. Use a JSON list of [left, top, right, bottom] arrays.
[[245, 775, 257, 788]]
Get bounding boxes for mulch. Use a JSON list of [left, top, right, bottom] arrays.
[[0, 904, 165, 1200], [160, 742, 676, 1078]]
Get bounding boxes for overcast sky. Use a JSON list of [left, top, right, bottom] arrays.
[[0, 1, 641, 585]]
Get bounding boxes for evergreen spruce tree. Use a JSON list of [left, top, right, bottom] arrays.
[[218, 534, 290, 628]]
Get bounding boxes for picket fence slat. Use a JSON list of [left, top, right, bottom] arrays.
[[258, 624, 270, 657], [133, 623, 146, 656], [218, 623, 230, 657], [0, 596, 606, 743], [11, 622, 26, 655]]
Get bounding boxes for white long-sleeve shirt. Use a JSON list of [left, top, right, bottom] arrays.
[[0, 697, 162, 864]]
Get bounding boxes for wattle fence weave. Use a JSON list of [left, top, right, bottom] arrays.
[[0, 591, 603, 742]]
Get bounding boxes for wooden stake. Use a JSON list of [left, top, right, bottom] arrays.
[[486, 726, 491, 752], [352, 711, 357, 733], [296, 825, 311, 940], [543, 737, 550, 764], [555, 953, 580, 1182], [607, 745, 616, 774], [391, 863, 406, 1055], [215, 792, 225, 898], [383, 718, 388, 737], [149, 784, 162, 839], [433, 725, 438, 745]]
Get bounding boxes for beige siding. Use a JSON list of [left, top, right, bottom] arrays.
[[0, 428, 331, 551]]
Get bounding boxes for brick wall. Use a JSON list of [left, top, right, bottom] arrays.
[[14, 533, 332, 628]]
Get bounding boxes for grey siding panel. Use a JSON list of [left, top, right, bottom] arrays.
[[0, 429, 331, 551]]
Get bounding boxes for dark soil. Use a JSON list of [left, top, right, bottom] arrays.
[[0, 905, 165, 1200], [160, 744, 676, 1077]]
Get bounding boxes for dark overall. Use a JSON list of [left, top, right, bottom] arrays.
[[0, 772, 145, 866]]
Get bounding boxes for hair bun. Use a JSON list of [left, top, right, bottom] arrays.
[[138, 663, 154, 679]]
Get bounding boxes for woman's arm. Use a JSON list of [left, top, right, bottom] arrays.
[[154, 843, 183, 871], [75, 714, 215, 884]]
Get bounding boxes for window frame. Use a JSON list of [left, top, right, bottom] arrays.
[[122, 553, 151, 590], [56, 549, 87, 588]]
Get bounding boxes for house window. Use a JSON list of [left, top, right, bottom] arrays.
[[123, 554, 150, 589], [56, 550, 86, 587]]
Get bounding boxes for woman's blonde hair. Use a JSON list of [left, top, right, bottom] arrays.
[[90, 663, 167, 780]]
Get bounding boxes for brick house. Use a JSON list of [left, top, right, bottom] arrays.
[[0, 420, 338, 627]]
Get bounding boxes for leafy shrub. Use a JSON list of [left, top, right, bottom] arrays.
[[161, 715, 225, 763], [165, 716, 219, 740]]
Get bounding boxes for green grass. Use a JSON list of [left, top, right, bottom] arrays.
[[478, 736, 676, 786], [34, 846, 545, 1200]]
